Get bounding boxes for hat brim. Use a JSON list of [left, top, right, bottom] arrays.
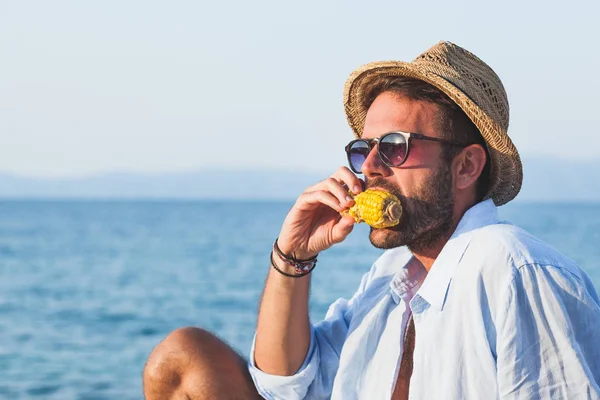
[[343, 61, 523, 206]]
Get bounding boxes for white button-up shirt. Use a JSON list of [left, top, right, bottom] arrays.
[[249, 200, 600, 399]]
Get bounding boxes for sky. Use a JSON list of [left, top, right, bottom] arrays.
[[1, 0, 599, 178]]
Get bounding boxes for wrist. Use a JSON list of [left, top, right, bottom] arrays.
[[270, 239, 318, 278], [270, 251, 309, 278]]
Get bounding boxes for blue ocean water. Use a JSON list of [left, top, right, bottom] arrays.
[[0, 200, 599, 399]]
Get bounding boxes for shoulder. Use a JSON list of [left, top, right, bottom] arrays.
[[469, 222, 576, 271], [466, 222, 597, 299]]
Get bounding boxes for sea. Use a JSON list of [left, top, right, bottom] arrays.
[[0, 200, 599, 399]]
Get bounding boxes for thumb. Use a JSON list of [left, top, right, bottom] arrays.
[[331, 215, 355, 244]]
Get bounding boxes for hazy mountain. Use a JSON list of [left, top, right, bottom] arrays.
[[518, 158, 600, 202], [0, 169, 327, 200], [0, 158, 598, 201]]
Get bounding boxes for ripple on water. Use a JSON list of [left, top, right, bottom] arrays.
[[0, 386, 19, 397], [26, 384, 62, 396]]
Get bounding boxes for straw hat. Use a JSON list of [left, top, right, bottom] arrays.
[[343, 41, 522, 206]]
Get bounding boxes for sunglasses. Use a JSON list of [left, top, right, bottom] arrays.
[[345, 131, 469, 174]]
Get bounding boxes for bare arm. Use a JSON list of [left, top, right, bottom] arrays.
[[254, 167, 363, 376]]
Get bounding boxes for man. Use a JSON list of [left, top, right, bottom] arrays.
[[143, 42, 600, 399]]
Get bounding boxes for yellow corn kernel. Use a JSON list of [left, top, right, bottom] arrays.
[[342, 189, 402, 228]]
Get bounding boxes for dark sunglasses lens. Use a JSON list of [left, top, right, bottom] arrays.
[[379, 134, 407, 166], [348, 141, 370, 172]]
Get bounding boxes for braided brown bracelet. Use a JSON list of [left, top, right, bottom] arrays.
[[271, 238, 318, 278]]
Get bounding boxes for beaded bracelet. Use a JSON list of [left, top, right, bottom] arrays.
[[270, 238, 318, 278]]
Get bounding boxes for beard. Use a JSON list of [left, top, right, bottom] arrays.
[[367, 163, 454, 253]]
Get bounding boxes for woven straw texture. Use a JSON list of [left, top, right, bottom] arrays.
[[343, 41, 522, 206]]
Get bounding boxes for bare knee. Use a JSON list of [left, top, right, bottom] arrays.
[[146, 326, 217, 370], [143, 327, 212, 398], [143, 327, 259, 400]]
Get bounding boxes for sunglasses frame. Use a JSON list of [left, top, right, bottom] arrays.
[[345, 131, 469, 174]]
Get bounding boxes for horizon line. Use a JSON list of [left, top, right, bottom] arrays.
[[1, 155, 599, 180], [1, 196, 599, 204]]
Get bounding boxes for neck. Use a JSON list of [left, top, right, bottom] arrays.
[[410, 199, 475, 271], [410, 234, 450, 272]]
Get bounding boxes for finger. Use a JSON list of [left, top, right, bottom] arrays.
[[302, 168, 364, 207], [321, 177, 355, 208], [331, 166, 364, 195], [303, 178, 353, 208], [331, 215, 356, 243], [297, 190, 347, 213]]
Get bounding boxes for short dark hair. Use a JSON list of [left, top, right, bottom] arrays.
[[361, 75, 491, 201]]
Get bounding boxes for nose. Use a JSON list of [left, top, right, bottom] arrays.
[[360, 143, 393, 178]]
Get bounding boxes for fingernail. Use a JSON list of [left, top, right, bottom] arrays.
[[346, 196, 353, 202], [353, 185, 361, 193]]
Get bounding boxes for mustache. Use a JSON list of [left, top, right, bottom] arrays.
[[365, 177, 403, 198]]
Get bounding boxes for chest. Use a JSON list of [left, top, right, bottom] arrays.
[[334, 288, 500, 399]]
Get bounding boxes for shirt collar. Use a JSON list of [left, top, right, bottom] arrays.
[[389, 255, 427, 304], [414, 199, 500, 312]]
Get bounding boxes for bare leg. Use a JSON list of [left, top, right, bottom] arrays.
[[143, 327, 263, 400]]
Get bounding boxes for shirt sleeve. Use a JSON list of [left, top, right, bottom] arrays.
[[496, 262, 600, 400], [248, 266, 376, 400]]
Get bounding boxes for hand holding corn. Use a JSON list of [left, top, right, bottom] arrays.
[[341, 189, 402, 228]]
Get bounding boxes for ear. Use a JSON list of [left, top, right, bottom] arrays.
[[453, 144, 487, 191]]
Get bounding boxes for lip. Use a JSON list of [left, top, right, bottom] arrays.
[[365, 186, 387, 192], [365, 185, 404, 200]]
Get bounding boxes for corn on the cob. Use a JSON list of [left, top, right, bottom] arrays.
[[341, 189, 402, 228]]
